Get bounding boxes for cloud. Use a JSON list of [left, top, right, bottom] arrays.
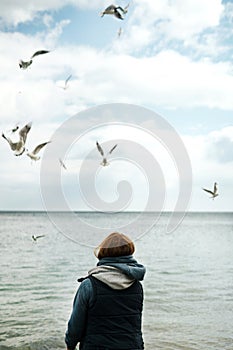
[[158, 0, 223, 39], [42, 14, 54, 28], [0, 1, 232, 212], [183, 126, 233, 182], [43, 19, 71, 47], [0, 0, 107, 27], [1, 28, 233, 133], [3, 121, 232, 212], [180, 3, 233, 60], [60, 48, 233, 109], [115, 0, 224, 54], [0, 0, 65, 27], [1, 104, 232, 211], [0, 0, 229, 63], [205, 127, 233, 163]]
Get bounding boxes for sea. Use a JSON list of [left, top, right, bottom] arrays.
[[0, 211, 232, 350]]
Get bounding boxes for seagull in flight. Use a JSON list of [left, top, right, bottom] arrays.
[[19, 49, 50, 69], [202, 182, 218, 199], [26, 141, 51, 161], [59, 158, 67, 170], [100, 4, 129, 20], [117, 27, 123, 37], [96, 141, 117, 166], [59, 74, 72, 90], [32, 235, 45, 241], [2, 122, 32, 156]]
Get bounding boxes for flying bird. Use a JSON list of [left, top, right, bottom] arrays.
[[59, 74, 72, 90], [202, 182, 218, 199], [96, 141, 117, 166], [59, 158, 67, 170], [2, 122, 32, 156], [117, 27, 123, 37], [100, 4, 129, 20], [32, 234, 45, 241], [19, 50, 50, 69], [26, 141, 51, 161]]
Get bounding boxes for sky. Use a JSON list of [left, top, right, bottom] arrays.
[[0, 0, 232, 213]]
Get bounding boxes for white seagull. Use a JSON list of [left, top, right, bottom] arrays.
[[59, 158, 67, 170], [19, 49, 50, 70], [32, 234, 45, 241], [26, 141, 51, 161], [96, 141, 117, 166], [59, 74, 72, 90], [202, 182, 218, 199], [2, 122, 32, 156], [117, 27, 123, 37]]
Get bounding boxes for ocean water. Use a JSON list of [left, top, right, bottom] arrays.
[[0, 211, 232, 350]]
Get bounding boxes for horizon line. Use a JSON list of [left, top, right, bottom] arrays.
[[0, 210, 232, 214]]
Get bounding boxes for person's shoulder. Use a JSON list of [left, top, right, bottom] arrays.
[[79, 276, 92, 290], [78, 277, 95, 305]]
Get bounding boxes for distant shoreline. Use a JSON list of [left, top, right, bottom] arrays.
[[0, 210, 232, 214]]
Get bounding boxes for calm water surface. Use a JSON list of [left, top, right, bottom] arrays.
[[0, 211, 232, 350]]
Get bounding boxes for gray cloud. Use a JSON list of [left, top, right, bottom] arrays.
[[207, 135, 233, 163]]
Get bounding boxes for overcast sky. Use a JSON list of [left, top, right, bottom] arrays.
[[0, 0, 232, 212]]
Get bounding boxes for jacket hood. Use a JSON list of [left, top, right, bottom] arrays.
[[88, 255, 146, 290], [88, 266, 135, 290]]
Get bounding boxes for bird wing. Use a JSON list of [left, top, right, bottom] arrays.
[[31, 50, 50, 59], [2, 133, 16, 150], [36, 235, 45, 239], [105, 4, 116, 11], [2, 133, 9, 142], [114, 10, 124, 19], [202, 188, 214, 195], [109, 144, 117, 154], [65, 74, 72, 86], [96, 141, 104, 156], [2, 133, 24, 153], [18, 60, 23, 68], [213, 183, 218, 194], [12, 125, 19, 133], [32, 141, 51, 155], [19, 122, 32, 143], [116, 6, 125, 11], [123, 3, 130, 13], [59, 158, 67, 170], [2, 134, 25, 155]]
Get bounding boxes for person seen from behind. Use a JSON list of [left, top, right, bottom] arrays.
[[65, 232, 146, 350]]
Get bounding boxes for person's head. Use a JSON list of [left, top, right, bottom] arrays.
[[95, 232, 135, 259]]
